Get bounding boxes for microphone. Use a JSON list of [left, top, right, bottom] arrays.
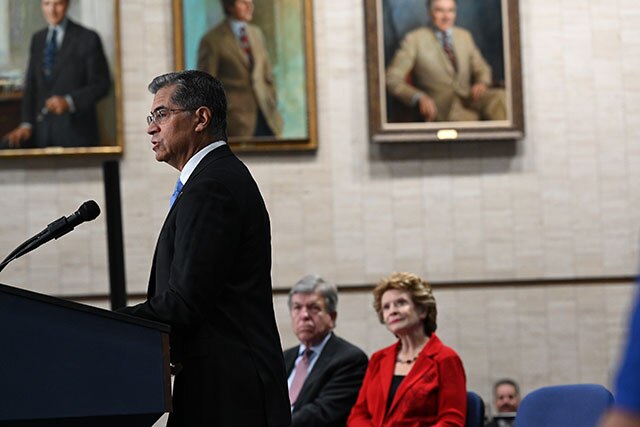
[[0, 200, 101, 272], [39, 200, 101, 242]]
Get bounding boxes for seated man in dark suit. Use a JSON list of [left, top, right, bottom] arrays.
[[284, 275, 368, 427]]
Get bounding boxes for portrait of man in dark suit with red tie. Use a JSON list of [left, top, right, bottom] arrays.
[[1, 0, 111, 149]]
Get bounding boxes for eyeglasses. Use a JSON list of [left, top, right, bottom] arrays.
[[146, 108, 194, 126]]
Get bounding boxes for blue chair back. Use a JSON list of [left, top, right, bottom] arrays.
[[466, 391, 485, 427], [514, 383, 614, 427]]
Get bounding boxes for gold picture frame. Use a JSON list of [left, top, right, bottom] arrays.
[[365, 0, 524, 143], [0, 0, 123, 158], [173, 0, 317, 152]]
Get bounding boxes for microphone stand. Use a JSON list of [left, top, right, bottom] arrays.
[[0, 234, 41, 273]]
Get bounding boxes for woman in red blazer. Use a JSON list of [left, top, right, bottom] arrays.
[[348, 272, 467, 427]]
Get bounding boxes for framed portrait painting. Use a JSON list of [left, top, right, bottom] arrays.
[[173, 0, 318, 152], [365, 0, 524, 142], [0, 0, 123, 158]]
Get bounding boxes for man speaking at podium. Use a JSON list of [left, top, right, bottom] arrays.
[[119, 70, 290, 427]]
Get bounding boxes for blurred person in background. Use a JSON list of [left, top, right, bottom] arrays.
[[485, 379, 520, 427]]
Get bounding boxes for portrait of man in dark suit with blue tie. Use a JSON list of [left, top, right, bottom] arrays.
[[1, 0, 111, 149]]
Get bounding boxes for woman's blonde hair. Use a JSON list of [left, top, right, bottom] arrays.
[[373, 272, 437, 336]]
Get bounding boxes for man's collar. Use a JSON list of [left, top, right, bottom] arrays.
[[49, 17, 69, 32], [179, 140, 226, 184], [227, 17, 247, 35], [299, 331, 333, 356], [431, 25, 453, 38]]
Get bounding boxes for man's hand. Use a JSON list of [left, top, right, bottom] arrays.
[[470, 83, 488, 103], [2, 127, 32, 148], [45, 96, 70, 115], [418, 94, 438, 122]]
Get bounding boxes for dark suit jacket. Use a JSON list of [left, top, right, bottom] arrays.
[[347, 334, 466, 427], [120, 145, 290, 427], [284, 334, 368, 427], [22, 19, 111, 148]]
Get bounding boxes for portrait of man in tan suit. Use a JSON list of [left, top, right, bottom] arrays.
[[386, 0, 506, 122], [197, 0, 283, 138]]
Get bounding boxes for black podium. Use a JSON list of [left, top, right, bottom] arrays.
[[0, 283, 171, 426]]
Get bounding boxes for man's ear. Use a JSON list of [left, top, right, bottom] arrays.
[[330, 311, 337, 328], [194, 106, 212, 133]]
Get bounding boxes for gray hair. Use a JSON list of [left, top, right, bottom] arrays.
[[148, 70, 227, 140], [288, 275, 338, 314]]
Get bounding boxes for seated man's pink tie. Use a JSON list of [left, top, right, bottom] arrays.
[[289, 349, 312, 404]]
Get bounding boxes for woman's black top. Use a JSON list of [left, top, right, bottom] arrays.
[[386, 375, 405, 413]]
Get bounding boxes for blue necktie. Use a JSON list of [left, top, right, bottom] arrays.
[[43, 28, 58, 80], [169, 179, 183, 208]]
